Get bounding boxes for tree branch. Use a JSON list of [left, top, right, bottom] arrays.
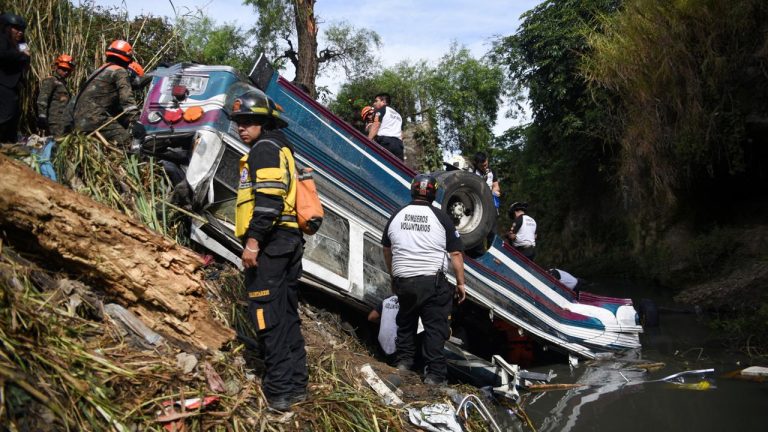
[[282, 37, 299, 69]]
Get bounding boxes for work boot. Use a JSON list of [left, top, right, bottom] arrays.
[[423, 375, 448, 386], [267, 395, 292, 413]]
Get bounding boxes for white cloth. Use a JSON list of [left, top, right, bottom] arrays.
[[378, 295, 424, 355], [554, 268, 578, 289], [407, 404, 463, 432]]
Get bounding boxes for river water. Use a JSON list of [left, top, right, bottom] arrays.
[[514, 279, 767, 432]]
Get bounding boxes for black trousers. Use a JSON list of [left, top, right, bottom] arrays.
[[245, 230, 307, 400], [395, 274, 453, 380], [375, 136, 404, 160], [516, 245, 536, 261]]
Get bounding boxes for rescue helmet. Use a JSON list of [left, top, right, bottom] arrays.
[[105, 39, 133, 63], [508, 201, 528, 217], [360, 105, 374, 121], [229, 88, 289, 129], [127, 61, 144, 78], [55, 54, 75, 71], [410, 173, 438, 202], [0, 13, 26, 30]]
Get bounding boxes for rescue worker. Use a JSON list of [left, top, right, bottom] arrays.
[[507, 202, 537, 260], [367, 93, 404, 160], [231, 88, 307, 412], [548, 268, 580, 293], [472, 151, 501, 210], [0, 12, 30, 143], [382, 173, 466, 385], [37, 54, 75, 136], [73, 39, 138, 148]]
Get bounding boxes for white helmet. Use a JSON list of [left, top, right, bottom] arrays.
[[449, 154, 470, 171]]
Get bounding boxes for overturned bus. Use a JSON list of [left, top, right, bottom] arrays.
[[136, 57, 642, 371]]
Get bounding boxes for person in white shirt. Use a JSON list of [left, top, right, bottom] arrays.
[[548, 268, 580, 292], [506, 201, 537, 261], [381, 173, 466, 385], [367, 93, 404, 160]]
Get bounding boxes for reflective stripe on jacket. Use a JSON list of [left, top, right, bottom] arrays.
[[235, 135, 298, 239]]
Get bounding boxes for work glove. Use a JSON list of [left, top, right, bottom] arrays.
[[36, 116, 48, 131]]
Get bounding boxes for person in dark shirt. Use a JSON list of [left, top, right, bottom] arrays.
[[231, 88, 307, 413], [37, 54, 75, 136], [0, 13, 30, 143]]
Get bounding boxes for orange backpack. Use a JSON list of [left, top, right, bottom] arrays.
[[296, 168, 324, 235]]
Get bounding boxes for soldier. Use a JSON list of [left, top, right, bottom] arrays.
[[73, 39, 138, 148], [37, 54, 75, 136]]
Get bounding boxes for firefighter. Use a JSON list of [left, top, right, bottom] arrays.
[[73, 39, 138, 148], [231, 88, 307, 412], [382, 173, 466, 385], [37, 54, 75, 136]]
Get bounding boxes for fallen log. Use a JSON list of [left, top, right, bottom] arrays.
[[0, 154, 234, 351]]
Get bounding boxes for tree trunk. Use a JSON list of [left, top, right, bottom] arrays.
[[293, 0, 318, 97], [0, 155, 234, 352]]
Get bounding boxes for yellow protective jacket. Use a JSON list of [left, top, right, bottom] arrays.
[[235, 130, 299, 241]]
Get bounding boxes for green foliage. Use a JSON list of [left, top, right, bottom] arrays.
[[320, 21, 381, 80], [243, 0, 294, 68], [426, 44, 504, 154], [177, 16, 252, 71]]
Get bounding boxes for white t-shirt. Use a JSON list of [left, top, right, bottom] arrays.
[[512, 214, 537, 248], [374, 106, 402, 139], [382, 202, 463, 278], [473, 168, 496, 190]]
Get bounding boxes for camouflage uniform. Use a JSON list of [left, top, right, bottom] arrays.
[[74, 64, 137, 148], [36, 75, 72, 136]]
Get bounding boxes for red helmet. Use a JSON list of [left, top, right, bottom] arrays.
[[106, 40, 133, 63], [127, 61, 144, 77], [360, 105, 374, 121], [55, 54, 75, 70]]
